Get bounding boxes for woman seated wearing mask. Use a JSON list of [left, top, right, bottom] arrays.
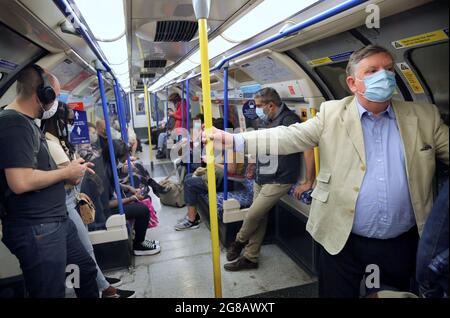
[[42, 102, 136, 298], [83, 138, 161, 256]]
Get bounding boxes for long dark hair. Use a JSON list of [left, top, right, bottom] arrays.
[[42, 101, 75, 159], [101, 139, 129, 165]]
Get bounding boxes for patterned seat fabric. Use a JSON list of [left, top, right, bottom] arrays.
[[200, 180, 254, 220], [287, 182, 313, 205]]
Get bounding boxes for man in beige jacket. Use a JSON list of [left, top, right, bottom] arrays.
[[206, 45, 449, 297]]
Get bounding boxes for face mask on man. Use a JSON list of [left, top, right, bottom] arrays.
[[255, 107, 267, 121], [40, 99, 58, 120], [357, 69, 396, 103]]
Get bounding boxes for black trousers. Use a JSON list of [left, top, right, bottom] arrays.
[[112, 202, 150, 244], [319, 226, 419, 298]]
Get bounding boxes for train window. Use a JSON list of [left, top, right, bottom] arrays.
[[0, 22, 46, 91], [409, 42, 449, 115], [314, 61, 352, 100]]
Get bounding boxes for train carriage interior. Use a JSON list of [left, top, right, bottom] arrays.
[[0, 0, 448, 299]]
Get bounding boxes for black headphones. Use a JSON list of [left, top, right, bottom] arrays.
[[32, 64, 56, 106]]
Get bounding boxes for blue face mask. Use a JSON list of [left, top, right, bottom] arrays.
[[358, 69, 396, 102], [255, 107, 267, 121]]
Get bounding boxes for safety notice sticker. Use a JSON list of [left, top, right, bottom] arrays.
[[397, 62, 425, 94], [308, 57, 332, 66], [392, 29, 448, 49], [308, 51, 354, 66]]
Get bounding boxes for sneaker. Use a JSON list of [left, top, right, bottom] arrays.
[[105, 276, 122, 287], [145, 239, 160, 246], [174, 218, 200, 231], [224, 256, 258, 272], [133, 241, 161, 256], [102, 287, 136, 298], [177, 214, 201, 224]]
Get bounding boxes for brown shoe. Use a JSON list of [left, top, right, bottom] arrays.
[[224, 256, 258, 272], [226, 240, 247, 261]]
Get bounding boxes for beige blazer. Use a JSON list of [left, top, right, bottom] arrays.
[[241, 96, 449, 255]]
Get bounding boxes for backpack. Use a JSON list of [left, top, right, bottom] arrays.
[[0, 109, 41, 219]]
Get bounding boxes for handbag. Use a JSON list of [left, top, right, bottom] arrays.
[[139, 198, 159, 228], [75, 192, 96, 225]]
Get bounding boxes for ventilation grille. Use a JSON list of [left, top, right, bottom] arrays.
[[144, 60, 167, 68], [140, 73, 156, 79], [154, 21, 198, 42]]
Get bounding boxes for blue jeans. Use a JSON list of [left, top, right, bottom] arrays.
[[2, 218, 99, 298], [158, 132, 168, 150], [184, 173, 208, 206], [66, 190, 109, 292], [416, 178, 449, 297]]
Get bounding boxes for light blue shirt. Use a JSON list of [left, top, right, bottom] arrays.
[[353, 101, 416, 239]]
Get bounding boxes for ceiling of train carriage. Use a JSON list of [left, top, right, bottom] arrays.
[[127, 0, 254, 91]]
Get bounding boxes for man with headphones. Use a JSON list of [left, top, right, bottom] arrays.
[[0, 65, 99, 298]]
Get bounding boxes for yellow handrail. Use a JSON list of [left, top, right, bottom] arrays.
[[144, 85, 153, 163], [198, 18, 222, 298], [310, 108, 320, 176]]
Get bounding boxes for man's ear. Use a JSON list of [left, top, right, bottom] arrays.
[[347, 75, 358, 94]]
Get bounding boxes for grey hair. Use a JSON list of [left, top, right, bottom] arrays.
[[254, 87, 282, 107], [346, 45, 395, 76]]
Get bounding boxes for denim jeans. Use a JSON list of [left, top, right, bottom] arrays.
[[184, 173, 208, 206], [158, 132, 168, 150], [66, 189, 109, 292], [416, 178, 449, 298], [2, 218, 99, 298]]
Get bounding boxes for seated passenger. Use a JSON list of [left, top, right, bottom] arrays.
[[95, 119, 115, 150], [77, 123, 101, 162], [118, 157, 169, 197], [86, 139, 161, 256], [42, 102, 135, 298], [128, 124, 139, 157], [174, 118, 244, 231], [156, 108, 175, 159]]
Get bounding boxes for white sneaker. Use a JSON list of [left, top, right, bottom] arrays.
[[133, 241, 161, 256]]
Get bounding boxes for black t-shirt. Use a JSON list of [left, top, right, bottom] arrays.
[[0, 109, 67, 225]]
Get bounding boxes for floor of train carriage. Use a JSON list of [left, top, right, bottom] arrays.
[[79, 143, 317, 298]]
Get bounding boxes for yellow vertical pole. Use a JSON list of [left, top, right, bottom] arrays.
[[144, 85, 153, 163], [198, 18, 222, 298], [310, 108, 320, 176]]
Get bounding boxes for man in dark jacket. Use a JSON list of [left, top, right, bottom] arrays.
[[224, 87, 315, 271]]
